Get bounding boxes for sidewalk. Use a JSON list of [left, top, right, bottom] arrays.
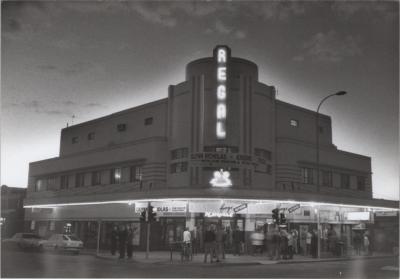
[[95, 250, 397, 266]]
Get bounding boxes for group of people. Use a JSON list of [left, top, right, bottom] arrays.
[[256, 226, 303, 260], [110, 225, 136, 260], [353, 231, 371, 256]]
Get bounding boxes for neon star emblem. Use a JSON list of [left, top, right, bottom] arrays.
[[210, 169, 232, 187]]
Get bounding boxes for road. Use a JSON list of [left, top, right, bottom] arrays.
[[1, 250, 399, 278]]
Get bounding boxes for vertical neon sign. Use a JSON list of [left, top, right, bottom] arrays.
[[216, 47, 227, 139]]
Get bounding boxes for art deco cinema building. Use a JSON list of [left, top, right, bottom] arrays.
[[24, 46, 398, 251]]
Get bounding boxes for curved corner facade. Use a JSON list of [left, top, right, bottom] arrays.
[[23, 46, 398, 253]]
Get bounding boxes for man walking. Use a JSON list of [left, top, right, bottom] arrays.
[[215, 224, 226, 261], [232, 226, 242, 256]]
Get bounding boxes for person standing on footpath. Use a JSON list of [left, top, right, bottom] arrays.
[[110, 226, 118, 256], [118, 224, 127, 260], [306, 230, 312, 256], [287, 230, 294, 259], [271, 226, 281, 260], [363, 233, 370, 256], [310, 229, 318, 258], [203, 225, 216, 263], [126, 226, 134, 259], [215, 224, 226, 261], [183, 227, 192, 261], [232, 226, 242, 256], [291, 229, 299, 255]]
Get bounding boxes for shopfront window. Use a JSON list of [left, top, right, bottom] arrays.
[[170, 162, 188, 173]]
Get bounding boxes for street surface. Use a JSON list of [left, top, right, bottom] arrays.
[[1, 249, 399, 278]]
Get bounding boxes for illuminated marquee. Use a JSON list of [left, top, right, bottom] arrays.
[[216, 47, 227, 139]]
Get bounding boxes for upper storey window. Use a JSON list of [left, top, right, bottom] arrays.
[[301, 167, 313, 184], [204, 146, 238, 153], [117, 123, 127, 132], [111, 168, 122, 184], [71, 137, 79, 144], [290, 119, 298, 127], [341, 174, 350, 189], [254, 148, 272, 161], [35, 179, 45, 192], [130, 166, 143, 182], [171, 148, 188, 160], [357, 176, 366, 191], [144, 117, 153, 126], [88, 132, 95, 140], [322, 170, 332, 187], [76, 173, 85, 188]]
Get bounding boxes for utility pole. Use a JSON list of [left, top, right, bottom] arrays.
[[146, 202, 150, 259]]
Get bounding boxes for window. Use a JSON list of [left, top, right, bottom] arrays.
[[91, 171, 101, 186], [171, 148, 189, 160], [111, 168, 122, 184], [117, 123, 127, 132], [170, 162, 188, 173], [75, 173, 85, 188], [357, 176, 366, 191], [46, 177, 57, 191], [303, 210, 310, 217], [144, 117, 153, 126], [290, 119, 298, 127], [72, 136, 78, 144], [88, 132, 95, 140], [130, 166, 143, 182], [341, 174, 350, 189], [266, 165, 272, 174], [301, 167, 313, 184], [35, 179, 45, 192], [60, 175, 69, 190], [254, 148, 272, 160], [322, 170, 332, 187]]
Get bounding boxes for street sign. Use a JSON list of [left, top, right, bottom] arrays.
[[288, 204, 300, 213]]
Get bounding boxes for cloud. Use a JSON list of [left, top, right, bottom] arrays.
[[244, 1, 306, 21], [85, 102, 103, 108], [296, 31, 362, 63], [332, 1, 397, 21], [205, 20, 246, 40], [128, 2, 177, 27]]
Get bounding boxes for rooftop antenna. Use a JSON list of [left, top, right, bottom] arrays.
[[71, 114, 76, 125]]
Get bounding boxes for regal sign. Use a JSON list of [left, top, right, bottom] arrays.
[[216, 47, 227, 140]]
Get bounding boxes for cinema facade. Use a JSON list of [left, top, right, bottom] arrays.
[[24, 46, 398, 255]]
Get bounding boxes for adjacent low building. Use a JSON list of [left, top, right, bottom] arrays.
[[1, 185, 26, 238], [23, 46, 398, 255]]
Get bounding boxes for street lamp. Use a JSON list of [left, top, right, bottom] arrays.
[[316, 91, 347, 192], [315, 91, 347, 259]]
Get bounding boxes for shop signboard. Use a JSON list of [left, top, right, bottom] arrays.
[[345, 211, 371, 221], [375, 211, 398, 217], [134, 201, 187, 216], [288, 204, 300, 213]]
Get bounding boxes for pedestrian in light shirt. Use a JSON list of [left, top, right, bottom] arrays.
[[183, 227, 191, 261]]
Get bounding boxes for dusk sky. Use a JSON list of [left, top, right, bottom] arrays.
[[1, 1, 398, 200]]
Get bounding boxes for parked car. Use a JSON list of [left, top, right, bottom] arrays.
[[2, 233, 43, 251], [40, 234, 83, 254]]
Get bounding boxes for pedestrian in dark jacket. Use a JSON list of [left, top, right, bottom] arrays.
[[203, 225, 216, 263], [311, 229, 318, 258], [232, 226, 242, 256], [118, 225, 127, 259], [126, 226, 134, 259], [110, 226, 118, 256]]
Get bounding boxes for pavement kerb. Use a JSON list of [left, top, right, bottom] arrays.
[[276, 254, 399, 265], [94, 253, 398, 266]]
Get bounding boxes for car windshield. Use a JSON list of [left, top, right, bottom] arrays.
[[66, 235, 80, 241]]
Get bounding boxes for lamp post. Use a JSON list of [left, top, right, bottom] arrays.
[[316, 91, 346, 259]]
